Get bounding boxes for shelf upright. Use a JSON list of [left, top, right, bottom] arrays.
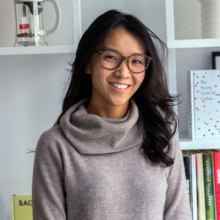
[[165, 0, 175, 42], [72, 0, 82, 47], [165, 0, 179, 138]]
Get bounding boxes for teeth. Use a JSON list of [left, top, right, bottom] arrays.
[[110, 83, 129, 89]]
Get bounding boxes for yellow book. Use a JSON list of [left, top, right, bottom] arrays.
[[12, 194, 33, 220]]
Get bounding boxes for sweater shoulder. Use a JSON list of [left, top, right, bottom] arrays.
[[35, 124, 67, 154], [39, 124, 65, 143]]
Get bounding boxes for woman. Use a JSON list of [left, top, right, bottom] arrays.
[[32, 9, 192, 220]]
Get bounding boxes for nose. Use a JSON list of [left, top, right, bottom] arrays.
[[114, 59, 131, 78]]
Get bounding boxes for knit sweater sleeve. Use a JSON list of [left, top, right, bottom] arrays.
[[163, 135, 192, 220], [32, 132, 66, 220]]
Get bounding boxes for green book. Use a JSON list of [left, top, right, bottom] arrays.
[[196, 153, 206, 220], [203, 153, 215, 220]]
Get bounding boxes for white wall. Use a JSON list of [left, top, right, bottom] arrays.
[[0, 54, 72, 219], [0, 0, 218, 219]]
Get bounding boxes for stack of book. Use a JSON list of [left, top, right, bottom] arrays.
[[182, 150, 220, 220]]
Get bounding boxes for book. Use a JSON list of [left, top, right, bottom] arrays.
[[187, 150, 200, 220], [191, 154, 197, 220], [190, 153, 197, 220], [12, 194, 32, 220], [183, 155, 191, 202], [187, 70, 220, 140], [212, 52, 220, 69], [212, 151, 220, 220], [196, 153, 206, 220], [203, 153, 215, 220]]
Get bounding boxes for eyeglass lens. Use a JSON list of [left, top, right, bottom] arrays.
[[101, 50, 149, 73]]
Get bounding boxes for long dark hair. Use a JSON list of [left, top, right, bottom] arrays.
[[54, 9, 180, 167]]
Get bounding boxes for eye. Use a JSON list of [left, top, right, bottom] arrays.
[[132, 60, 142, 64], [106, 55, 116, 60]]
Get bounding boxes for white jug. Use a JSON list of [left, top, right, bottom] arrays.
[[14, 0, 61, 46]]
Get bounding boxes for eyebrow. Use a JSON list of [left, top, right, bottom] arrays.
[[102, 47, 146, 56]]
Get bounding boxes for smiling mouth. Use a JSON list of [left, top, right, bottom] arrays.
[[109, 82, 131, 89]]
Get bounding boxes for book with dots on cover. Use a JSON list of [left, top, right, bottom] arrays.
[[187, 70, 220, 140]]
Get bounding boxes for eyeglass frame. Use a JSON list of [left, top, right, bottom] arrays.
[[93, 49, 152, 73]]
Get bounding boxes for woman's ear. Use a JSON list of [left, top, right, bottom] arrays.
[[85, 64, 91, 74]]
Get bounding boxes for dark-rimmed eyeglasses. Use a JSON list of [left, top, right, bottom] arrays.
[[94, 49, 152, 73]]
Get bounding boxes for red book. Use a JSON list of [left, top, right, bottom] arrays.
[[212, 152, 220, 220]]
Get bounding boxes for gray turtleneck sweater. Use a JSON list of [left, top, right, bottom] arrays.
[[32, 98, 192, 220]]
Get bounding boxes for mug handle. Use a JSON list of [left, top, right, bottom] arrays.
[[38, 0, 61, 36]]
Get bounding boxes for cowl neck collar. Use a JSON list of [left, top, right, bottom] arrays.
[[60, 97, 143, 154]]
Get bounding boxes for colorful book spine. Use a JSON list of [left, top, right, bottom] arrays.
[[196, 153, 206, 220], [203, 153, 215, 220], [183, 155, 190, 202], [213, 152, 220, 220], [191, 154, 197, 220]]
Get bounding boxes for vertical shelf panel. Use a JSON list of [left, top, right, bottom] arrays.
[[165, 0, 179, 138], [165, 0, 175, 41], [72, 0, 82, 46]]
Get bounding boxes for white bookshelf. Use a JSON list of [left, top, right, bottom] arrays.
[[179, 134, 220, 150], [168, 39, 220, 49], [165, 0, 220, 149], [0, 45, 76, 56]]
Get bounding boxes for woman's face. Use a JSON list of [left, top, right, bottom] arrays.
[[86, 27, 146, 107]]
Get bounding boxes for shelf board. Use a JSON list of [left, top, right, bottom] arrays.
[[167, 39, 220, 49], [0, 45, 76, 56], [179, 134, 220, 150]]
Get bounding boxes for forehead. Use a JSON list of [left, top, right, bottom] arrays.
[[100, 27, 146, 56]]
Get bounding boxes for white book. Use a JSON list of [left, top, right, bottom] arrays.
[[187, 70, 220, 140]]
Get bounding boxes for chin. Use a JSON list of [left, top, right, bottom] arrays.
[[108, 96, 130, 106]]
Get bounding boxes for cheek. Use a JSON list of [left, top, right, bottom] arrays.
[[91, 66, 111, 87], [134, 73, 145, 87], [98, 68, 112, 80]]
